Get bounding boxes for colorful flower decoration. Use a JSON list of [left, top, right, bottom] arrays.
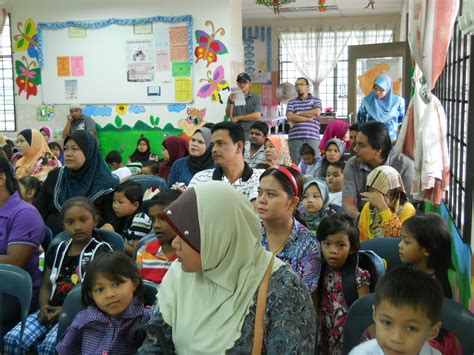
[[15, 56, 41, 100], [116, 104, 129, 115]]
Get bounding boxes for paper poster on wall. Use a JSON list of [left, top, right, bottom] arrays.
[[65, 79, 78, 99], [71, 56, 84, 76], [262, 84, 273, 106], [154, 26, 170, 48], [175, 77, 192, 102], [156, 49, 170, 72], [172, 61, 191, 77], [134, 23, 153, 35], [68, 27, 87, 38], [57, 56, 70, 76], [126, 40, 154, 82], [169, 26, 189, 61], [147, 86, 161, 96]]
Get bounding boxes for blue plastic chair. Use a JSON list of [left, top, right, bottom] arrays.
[[51, 228, 124, 253], [57, 280, 159, 341], [0, 264, 33, 350], [42, 226, 53, 252], [360, 238, 402, 271], [128, 175, 167, 191], [132, 233, 156, 260]]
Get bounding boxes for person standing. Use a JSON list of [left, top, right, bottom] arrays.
[[226, 73, 262, 141], [286, 77, 322, 164], [62, 104, 97, 139]]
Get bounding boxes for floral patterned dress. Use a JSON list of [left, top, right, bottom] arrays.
[[318, 266, 370, 354]]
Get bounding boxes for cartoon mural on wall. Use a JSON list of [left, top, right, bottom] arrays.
[[13, 18, 39, 59], [15, 56, 41, 100], [194, 20, 228, 67], [358, 62, 402, 95], [197, 65, 229, 104], [178, 107, 207, 137]]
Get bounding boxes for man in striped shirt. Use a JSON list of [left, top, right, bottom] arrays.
[[286, 77, 322, 164]]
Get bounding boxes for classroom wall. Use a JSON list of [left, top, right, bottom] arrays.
[[7, 0, 243, 158]]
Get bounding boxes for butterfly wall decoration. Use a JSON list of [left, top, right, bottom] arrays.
[[15, 56, 41, 100], [197, 65, 229, 104], [195, 20, 228, 67], [13, 19, 39, 59]]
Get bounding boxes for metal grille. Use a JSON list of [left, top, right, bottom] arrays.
[[0, 15, 15, 132], [433, 13, 473, 243], [279, 27, 394, 117]]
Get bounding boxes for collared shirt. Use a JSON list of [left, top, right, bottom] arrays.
[[188, 163, 264, 201], [349, 339, 441, 355], [56, 298, 152, 355], [231, 92, 262, 138], [71, 115, 97, 136], [0, 191, 44, 292], [260, 218, 321, 293], [244, 141, 266, 168], [343, 148, 415, 210], [286, 94, 322, 140]]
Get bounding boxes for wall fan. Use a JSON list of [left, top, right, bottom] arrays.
[[275, 82, 296, 104]]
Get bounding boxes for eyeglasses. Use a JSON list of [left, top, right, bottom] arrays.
[[295, 83, 307, 87]]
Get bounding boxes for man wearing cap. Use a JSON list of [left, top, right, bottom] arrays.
[[61, 105, 97, 139], [225, 72, 262, 141], [286, 77, 322, 164]]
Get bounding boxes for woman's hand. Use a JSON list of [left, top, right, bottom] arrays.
[[360, 190, 388, 211], [143, 187, 160, 200]]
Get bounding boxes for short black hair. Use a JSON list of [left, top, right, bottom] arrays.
[[299, 143, 315, 156], [105, 150, 122, 165], [349, 123, 360, 132], [61, 196, 97, 221], [0, 157, 17, 194], [327, 161, 345, 172], [115, 180, 143, 207], [202, 122, 215, 129], [82, 251, 144, 306], [359, 122, 392, 161], [296, 77, 309, 85], [375, 266, 443, 325], [317, 214, 360, 253], [254, 163, 271, 170], [211, 121, 245, 145], [250, 121, 269, 136], [18, 176, 42, 199], [141, 160, 160, 175], [147, 189, 182, 210]]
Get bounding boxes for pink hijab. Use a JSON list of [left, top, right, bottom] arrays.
[[319, 120, 350, 151]]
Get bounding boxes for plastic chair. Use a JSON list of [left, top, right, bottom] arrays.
[[132, 233, 156, 260], [57, 281, 159, 341], [342, 294, 474, 354], [52, 228, 124, 253], [0, 264, 33, 350], [128, 175, 167, 191], [42, 226, 53, 252], [360, 238, 402, 271]]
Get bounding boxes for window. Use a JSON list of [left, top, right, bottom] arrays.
[[279, 26, 394, 117], [0, 15, 15, 131]]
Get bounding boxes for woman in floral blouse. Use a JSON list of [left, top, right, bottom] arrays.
[[15, 129, 61, 182]]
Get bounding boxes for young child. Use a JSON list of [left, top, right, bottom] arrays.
[[56, 251, 152, 354], [400, 214, 461, 354], [359, 165, 416, 240], [326, 161, 344, 207], [105, 150, 132, 181], [3, 197, 112, 354], [313, 138, 345, 178], [298, 143, 318, 179], [18, 175, 42, 203], [349, 266, 443, 355], [48, 142, 64, 164], [317, 214, 370, 354], [102, 180, 152, 257], [302, 178, 341, 236], [135, 190, 182, 283], [141, 160, 160, 175]]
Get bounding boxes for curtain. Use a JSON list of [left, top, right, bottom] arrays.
[[0, 9, 7, 35], [396, 0, 459, 205]]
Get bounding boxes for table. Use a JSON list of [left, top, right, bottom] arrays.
[[260, 116, 287, 134]]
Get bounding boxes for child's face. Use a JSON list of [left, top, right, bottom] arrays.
[[141, 166, 153, 175], [301, 153, 315, 166], [63, 205, 97, 243], [303, 184, 324, 213], [326, 166, 343, 192], [51, 146, 61, 159], [320, 232, 351, 270], [373, 300, 441, 355], [257, 175, 298, 222], [91, 273, 138, 316], [399, 229, 429, 266], [112, 191, 139, 218], [325, 143, 342, 163], [148, 204, 176, 245]]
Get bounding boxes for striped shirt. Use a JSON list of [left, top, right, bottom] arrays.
[[122, 212, 152, 245], [286, 94, 322, 140], [188, 163, 264, 201], [136, 240, 176, 284]]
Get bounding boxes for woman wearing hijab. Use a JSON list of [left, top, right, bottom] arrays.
[[263, 135, 293, 166], [138, 181, 316, 354], [33, 130, 120, 235], [39, 126, 54, 143], [356, 73, 405, 142], [128, 135, 155, 163], [167, 128, 214, 188], [358, 165, 416, 241], [157, 136, 189, 181], [319, 120, 350, 154], [15, 129, 61, 182]]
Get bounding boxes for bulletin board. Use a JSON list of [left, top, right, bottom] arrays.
[[37, 15, 193, 104]]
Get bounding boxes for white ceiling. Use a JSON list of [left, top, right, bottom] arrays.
[[242, 0, 404, 20]]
